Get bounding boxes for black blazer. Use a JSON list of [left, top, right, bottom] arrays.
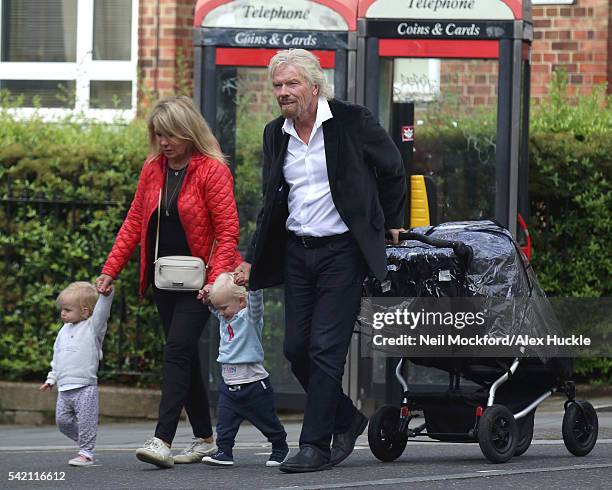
[[246, 98, 407, 290]]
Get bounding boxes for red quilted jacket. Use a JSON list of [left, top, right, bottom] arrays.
[[102, 152, 242, 296]]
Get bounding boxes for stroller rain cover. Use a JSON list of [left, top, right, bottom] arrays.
[[358, 220, 570, 368]]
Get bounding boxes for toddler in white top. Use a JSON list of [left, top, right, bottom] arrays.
[[40, 281, 114, 467]]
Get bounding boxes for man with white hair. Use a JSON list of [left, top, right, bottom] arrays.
[[235, 49, 406, 473]]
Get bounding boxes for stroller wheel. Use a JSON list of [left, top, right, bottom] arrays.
[[514, 411, 535, 457], [368, 405, 407, 462], [562, 400, 598, 456], [478, 404, 518, 463]]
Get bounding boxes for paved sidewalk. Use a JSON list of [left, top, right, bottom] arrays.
[[1, 398, 610, 490], [0, 394, 611, 452]]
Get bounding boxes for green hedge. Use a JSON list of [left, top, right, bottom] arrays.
[[0, 110, 162, 383], [528, 74, 611, 382]]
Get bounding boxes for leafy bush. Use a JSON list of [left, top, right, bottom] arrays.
[[529, 72, 612, 383], [0, 107, 163, 383], [411, 106, 497, 222]]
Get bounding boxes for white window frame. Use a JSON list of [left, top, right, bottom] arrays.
[[0, 0, 139, 122]]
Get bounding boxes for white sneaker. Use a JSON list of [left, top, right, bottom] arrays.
[[173, 438, 217, 464], [68, 455, 93, 467], [135, 437, 174, 468]]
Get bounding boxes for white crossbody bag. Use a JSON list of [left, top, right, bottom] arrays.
[[153, 190, 213, 291]]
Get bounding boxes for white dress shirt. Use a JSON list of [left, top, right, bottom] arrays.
[[282, 97, 348, 237]]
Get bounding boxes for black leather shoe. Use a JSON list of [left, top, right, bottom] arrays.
[[330, 410, 368, 466], [278, 445, 331, 473]]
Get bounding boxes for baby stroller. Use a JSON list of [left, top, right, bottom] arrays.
[[360, 221, 599, 463]]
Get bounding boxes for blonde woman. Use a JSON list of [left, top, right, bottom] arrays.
[[96, 96, 242, 468]]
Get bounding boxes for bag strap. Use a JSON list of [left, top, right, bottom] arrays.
[[155, 189, 162, 263], [206, 241, 216, 270]]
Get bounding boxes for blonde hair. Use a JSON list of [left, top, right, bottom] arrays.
[[268, 49, 334, 100], [57, 282, 98, 313], [209, 273, 247, 304], [148, 95, 227, 164]]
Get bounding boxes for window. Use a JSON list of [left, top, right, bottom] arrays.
[[90, 80, 131, 109], [93, 0, 132, 61], [0, 80, 76, 107], [0, 0, 138, 121], [2, 0, 77, 62], [378, 56, 500, 222]]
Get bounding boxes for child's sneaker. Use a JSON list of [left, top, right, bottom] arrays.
[[201, 449, 234, 466], [173, 438, 217, 464], [266, 446, 290, 467], [68, 455, 93, 467], [135, 437, 174, 468]]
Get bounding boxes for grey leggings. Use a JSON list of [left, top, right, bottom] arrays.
[[55, 385, 99, 459]]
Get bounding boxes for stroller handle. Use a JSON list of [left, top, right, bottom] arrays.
[[388, 231, 474, 269]]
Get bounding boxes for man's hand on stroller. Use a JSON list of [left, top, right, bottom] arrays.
[[386, 228, 406, 245]]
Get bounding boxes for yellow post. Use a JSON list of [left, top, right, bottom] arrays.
[[410, 175, 430, 228]]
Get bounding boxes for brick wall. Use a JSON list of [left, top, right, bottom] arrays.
[[137, 0, 611, 109], [236, 68, 276, 114], [532, 0, 611, 102], [434, 0, 611, 108], [138, 0, 195, 110], [439, 60, 499, 107]]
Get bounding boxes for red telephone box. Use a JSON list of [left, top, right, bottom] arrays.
[[193, 0, 358, 169], [356, 0, 533, 404], [357, 0, 532, 238]]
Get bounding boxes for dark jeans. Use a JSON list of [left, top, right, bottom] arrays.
[[217, 378, 288, 458], [283, 234, 368, 456], [216, 377, 287, 458], [153, 287, 212, 444]]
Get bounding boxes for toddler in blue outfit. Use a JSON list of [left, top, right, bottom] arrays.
[[202, 272, 288, 467]]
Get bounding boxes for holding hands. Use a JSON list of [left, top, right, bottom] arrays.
[[198, 265, 251, 304], [233, 262, 251, 286], [197, 284, 212, 303], [95, 274, 114, 296]]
